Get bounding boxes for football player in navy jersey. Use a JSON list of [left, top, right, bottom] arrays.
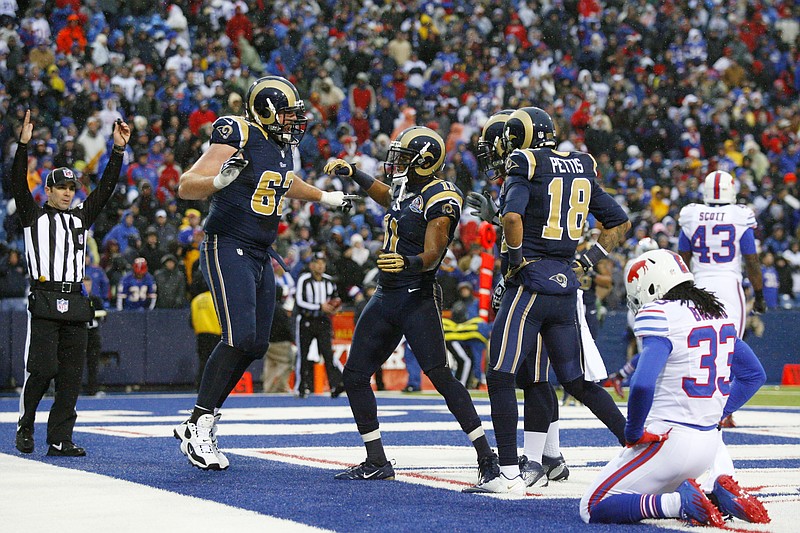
[[323, 127, 497, 481], [474, 107, 631, 492], [174, 76, 349, 470]]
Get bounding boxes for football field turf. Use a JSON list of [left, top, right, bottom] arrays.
[[1, 392, 797, 532]]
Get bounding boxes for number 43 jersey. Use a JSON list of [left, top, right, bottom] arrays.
[[633, 300, 736, 428], [678, 203, 757, 282], [204, 116, 295, 248], [379, 178, 462, 291]]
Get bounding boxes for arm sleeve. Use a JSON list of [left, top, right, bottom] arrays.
[[722, 339, 766, 419], [83, 150, 123, 226], [423, 182, 463, 222], [678, 231, 691, 252], [740, 227, 756, 255], [10, 143, 38, 226], [624, 335, 673, 443], [501, 177, 530, 216]]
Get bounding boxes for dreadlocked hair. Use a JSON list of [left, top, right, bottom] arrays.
[[662, 281, 726, 319]]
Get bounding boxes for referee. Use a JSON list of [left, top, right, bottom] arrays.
[[13, 110, 130, 456], [294, 252, 344, 398]]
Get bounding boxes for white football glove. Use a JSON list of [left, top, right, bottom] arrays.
[[320, 190, 347, 208], [213, 151, 248, 190]]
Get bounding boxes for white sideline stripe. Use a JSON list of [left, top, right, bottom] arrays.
[[0, 454, 330, 533]]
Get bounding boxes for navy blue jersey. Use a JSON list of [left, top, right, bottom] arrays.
[[500, 148, 627, 294], [204, 116, 295, 248], [379, 179, 462, 290]]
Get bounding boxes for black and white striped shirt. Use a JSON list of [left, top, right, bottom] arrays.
[[295, 272, 337, 318], [12, 142, 123, 284]]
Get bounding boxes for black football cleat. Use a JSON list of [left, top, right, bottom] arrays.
[[334, 460, 395, 480], [15, 426, 34, 454], [47, 441, 87, 457]]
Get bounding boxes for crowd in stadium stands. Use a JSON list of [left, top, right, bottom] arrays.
[[1, 0, 800, 317]]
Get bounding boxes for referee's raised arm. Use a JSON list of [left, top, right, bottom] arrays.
[[82, 118, 131, 225], [10, 110, 37, 227]]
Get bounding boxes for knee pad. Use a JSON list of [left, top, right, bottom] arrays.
[[561, 377, 596, 402], [486, 367, 516, 393], [342, 367, 371, 390], [425, 365, 457, 389]]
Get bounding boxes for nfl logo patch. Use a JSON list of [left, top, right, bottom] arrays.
[[57, 299, 69, 314]]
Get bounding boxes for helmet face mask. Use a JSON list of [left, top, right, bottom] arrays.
[[625, 250, 694, 314], [634, 237, 659, 257], [477, 110, 513, 180], [703, 170, 736, 204], [245, 76, 308, 145], [384, 127, 445, 197], [503, 106, 556, 153]]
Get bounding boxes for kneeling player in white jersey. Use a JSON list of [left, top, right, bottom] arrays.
[[678, 170, 765, 336], [580, 250, 769, 526]]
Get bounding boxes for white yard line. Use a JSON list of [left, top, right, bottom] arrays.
[[0, 454, 331, 533]]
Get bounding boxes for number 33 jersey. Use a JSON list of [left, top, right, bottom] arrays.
[[204, 116, 295, 248], [379, 179, 462, 290], [678, 203, 757, 281], [634, 300, 736, 428]]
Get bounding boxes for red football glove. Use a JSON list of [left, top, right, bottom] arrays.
[[625, 429, 670, 448]]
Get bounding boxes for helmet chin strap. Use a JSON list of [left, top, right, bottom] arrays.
[[391, 176, 408, 210]]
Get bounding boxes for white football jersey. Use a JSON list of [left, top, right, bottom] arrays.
[[678, 203, 757, 281], [633, 300, 737, 428]]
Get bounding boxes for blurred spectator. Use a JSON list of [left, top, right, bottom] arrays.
[[154, 254, 187, 309], [116, 257, 157, 311], [0, 245, 28, 312], [262, 285, 295, 393]]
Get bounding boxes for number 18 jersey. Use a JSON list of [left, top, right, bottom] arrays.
[[634, 300, 736, 428], [678, 203, 757, 281]]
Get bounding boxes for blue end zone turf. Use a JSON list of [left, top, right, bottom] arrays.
[[1, 393, 797, 532]]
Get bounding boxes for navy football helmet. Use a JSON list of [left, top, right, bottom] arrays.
[[477, 109, 514, 180], [245, 76, 307, 145], [385, 126, 445, 186], [503, 106, 556, 152]]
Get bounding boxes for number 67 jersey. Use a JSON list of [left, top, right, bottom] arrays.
[[204, 115, 295, 248], [633, 300, 736, 428]]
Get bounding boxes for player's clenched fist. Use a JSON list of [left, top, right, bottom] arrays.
[[377, 252, 407, 273], [624, 429, 670, 448], [213, 153, 248, 190], [323, 158, 354, 177]]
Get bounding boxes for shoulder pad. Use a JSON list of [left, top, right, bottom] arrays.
[[421, 179, 462, 218], [506, 149, 536, 180], [211, 116, 249, 147]]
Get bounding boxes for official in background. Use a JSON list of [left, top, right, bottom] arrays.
[[83, 275, 107, 396], [294, 251, 344, 398], [190, 289, 222, 390], [13, 111, 130, 456]]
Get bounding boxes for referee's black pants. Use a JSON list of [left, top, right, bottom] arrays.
[[296, 315, 342, 394], [18, 317, 87, 445]]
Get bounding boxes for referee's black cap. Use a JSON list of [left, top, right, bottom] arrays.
[[47, 167, 80, 187]]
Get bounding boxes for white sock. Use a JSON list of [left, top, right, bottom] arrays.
[[543, 421, 560, 458], [523, 431, 547, 463], [500, 464, 520, 478], [660, 492, 682, 517]]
